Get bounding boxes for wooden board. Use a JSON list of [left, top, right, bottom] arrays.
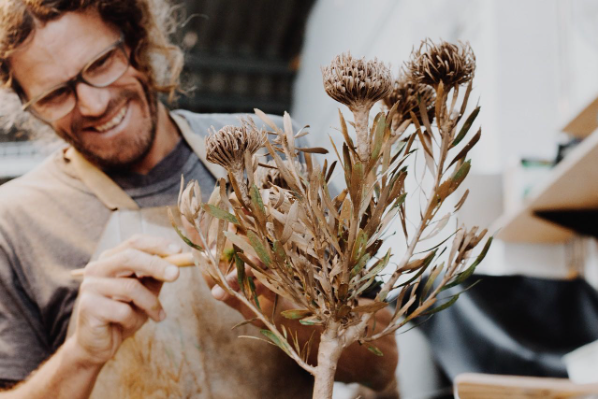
[[562, 95, 598, 139], [455, 373, 598, 399], [494, 129, 598, 243]]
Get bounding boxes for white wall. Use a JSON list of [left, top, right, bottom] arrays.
[[293, 1, 598, 395], [292, 0, 598, 280]]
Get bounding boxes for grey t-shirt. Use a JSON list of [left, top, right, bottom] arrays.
[[0, 111, 250, 381]]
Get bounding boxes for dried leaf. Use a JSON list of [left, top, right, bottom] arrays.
[[254, 108, 279, 131], [338, 109, 356, 153], [223, 231, 257, 258], [280, 201, 299, 244], [353, 301, 388, 313], [283, 111, 295, 155], [421, 263, 444, 299], [297, 147, 329, 154], [272, 240, 288, 264], [454, 189, 469, 213], [421, 213, 451, 241], [231, 317, 258, 330], [370, 113, 386, 161], [338, 283, 349, 301]]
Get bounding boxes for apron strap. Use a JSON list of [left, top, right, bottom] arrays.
[[170, 112, 227, 180], [64, 147, 140, 211], [64, 111, 226, 211]]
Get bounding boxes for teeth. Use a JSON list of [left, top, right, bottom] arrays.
[[94, 105, 127, 132]]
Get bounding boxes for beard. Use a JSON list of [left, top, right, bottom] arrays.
[[58, 79, 158, 172]]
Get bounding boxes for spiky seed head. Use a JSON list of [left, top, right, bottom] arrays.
[[255, 159, 305, 190], [407, 39, 476, 89], [384, 69, 436, 125], [205, 123, 265, 170], [321, 52, 392, 110]]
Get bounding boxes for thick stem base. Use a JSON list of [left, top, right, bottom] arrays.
[[312, 328, 344, 399]]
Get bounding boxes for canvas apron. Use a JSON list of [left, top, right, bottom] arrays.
[[65, 114, 312, 399]]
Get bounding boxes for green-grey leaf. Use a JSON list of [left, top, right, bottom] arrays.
[[351, 253, 371, 277], [247, 276, 261, 311], [397, 250, 437, 288], [359, 250, 391, 283], [234, 251, 246, 295], [250, 184, 266, 215], [391, 193, 407, 210], [452, 106, 480, 147], [247, 231, 272, 267], [298, 315, 323, 326], [280, 309, 313, 320], [442, 237, 493, 291], [172, 224, 203, 251], [202, 204, 239, 225], [260, 330, 292, 356], [365, 343, 384, 356], [422, 294, 459, 316]]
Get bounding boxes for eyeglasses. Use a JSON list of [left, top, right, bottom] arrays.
[[20, 33, 129, 122]]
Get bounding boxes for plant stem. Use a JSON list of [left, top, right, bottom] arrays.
[[313, 325, 343, 399], [352, 104, 370, 164], [232, 168, 250, 207]]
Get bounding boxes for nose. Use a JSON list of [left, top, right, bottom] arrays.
[[74, 82, 110, 117]]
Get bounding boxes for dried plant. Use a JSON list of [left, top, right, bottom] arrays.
[[322, 52, 392, 163], [383, 68, 436, 135], [172, 38, 491, 399], [204, 120, 266, 207], [407, 39, 476, 89]]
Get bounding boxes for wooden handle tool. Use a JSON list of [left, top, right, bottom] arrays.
[[70, 252, 195, 278]]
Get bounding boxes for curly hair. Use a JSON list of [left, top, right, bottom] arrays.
[[0, 0, 184, 102]]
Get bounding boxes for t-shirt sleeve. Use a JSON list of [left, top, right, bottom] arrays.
[[0, 244, 50, 381]]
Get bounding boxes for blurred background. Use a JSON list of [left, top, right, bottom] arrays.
[[2, 0, 598, 397]]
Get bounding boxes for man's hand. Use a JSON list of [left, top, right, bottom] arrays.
[[208, 261, 398, 393], [72, 234, 181, 366]]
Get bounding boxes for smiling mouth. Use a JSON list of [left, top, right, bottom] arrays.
[[92, 103, 128, 132]]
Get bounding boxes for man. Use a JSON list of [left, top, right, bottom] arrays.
[[0, 0, 398, 397]]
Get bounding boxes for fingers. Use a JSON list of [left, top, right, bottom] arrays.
[[83, 294, 147, 329], [86, 248, 180, 282], [99, 234, 182, 260], [81, 277, 166, 322]]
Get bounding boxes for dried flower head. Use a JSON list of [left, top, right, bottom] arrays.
[[256, 159, 306, 190], [384, 69, 436, 126], [407, 39, 475, 88], [205, 123, 266, 170], [321, 52, 392, 110]]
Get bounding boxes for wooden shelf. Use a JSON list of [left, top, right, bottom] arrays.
[[562, 95, 598, 139], [494, 128, 598, 243]]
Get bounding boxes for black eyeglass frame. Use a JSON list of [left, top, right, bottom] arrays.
[[19, 32, 129, 122]]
